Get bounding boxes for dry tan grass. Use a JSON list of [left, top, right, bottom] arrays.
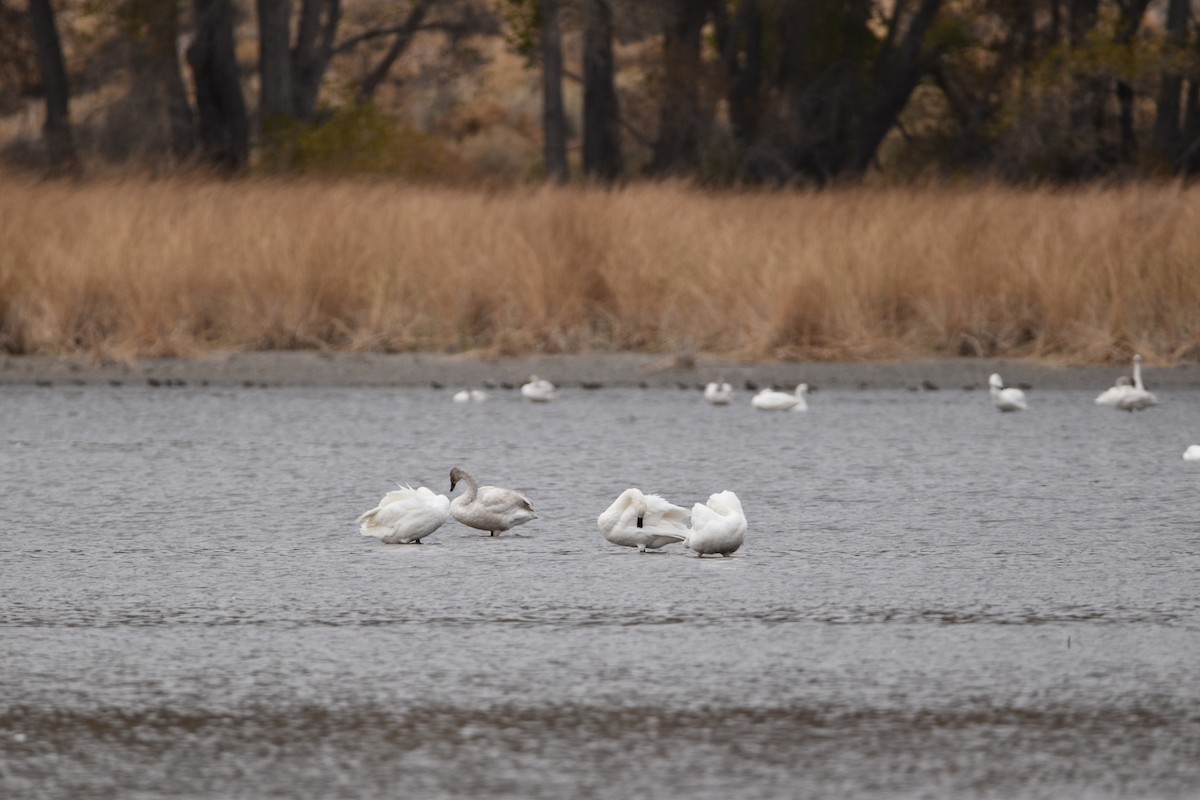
[[1, 176, 1198, 364]]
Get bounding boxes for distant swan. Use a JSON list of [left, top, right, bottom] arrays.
[[988, 373, 1027, 412], [1116, 355, 1158, 412], [751, 384, 809, 412], [1184, 445, 1200, 461], [685, 490, 747, 557], [521, 375, 557, 402], [1095, 375, 1133, 407], [356, 484, 451, 544], [452, 389, 488, 403], [704, 381, 734, 405], [597, 488, 689, 553], [449, 467, 537, 536]]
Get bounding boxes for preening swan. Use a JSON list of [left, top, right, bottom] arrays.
[[452, 389, 488, 403], [1095, 375, 1133, 407], [449, 467, 537, 536], [988, 373, 1027, 412], [597, 488, 689, 553], [356, 484, 451, 544], [520, 376, 557, 402], [685, 490, 747, 557], [704, 381, 734, 405], [1184, 445, 1200, 461], [1116, 355, 1158, 412], [751, 384, 809, 412]]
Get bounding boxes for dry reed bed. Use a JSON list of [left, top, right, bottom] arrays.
[[0, 178, 1198, 363]]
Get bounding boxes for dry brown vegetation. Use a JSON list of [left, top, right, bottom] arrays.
[[1, 177, 1198, 364]]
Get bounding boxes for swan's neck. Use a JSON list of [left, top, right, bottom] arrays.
[[457, 472, 479, 502], [1133, 359, 1144, 390]]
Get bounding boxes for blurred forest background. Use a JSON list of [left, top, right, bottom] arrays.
[[7, 0, 1200, 185]]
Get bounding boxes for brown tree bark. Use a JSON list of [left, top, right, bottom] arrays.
[[127, 0, 195, 161], [292, 0, 341, 120], [26, 0, 79, 175], [257, 0, 294, 119], [187, 0, 249, 172], [649, 0, 707, 174], [582, 0, 621, 181], [540, 0, 568, 184]]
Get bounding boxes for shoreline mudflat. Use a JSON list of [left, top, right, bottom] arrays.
[[3, 352, 1199, 391]]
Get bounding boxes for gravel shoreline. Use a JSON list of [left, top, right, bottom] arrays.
[[3, 351, 1199, 391]]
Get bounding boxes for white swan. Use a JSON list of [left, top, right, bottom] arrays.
[[704, 381, 734, 405], [452, 389, 488, 403], [1184, 445, 1200, 461], [520, 375, 557, 402], [988, 373, 1027, 412], [449, 467, 537, 536], [751, 384, 809, 412], [685, 490, 747, 557], [597, 488, 689, 553], [1116, 355, 1158, 412], [356, 484, 451, 544], [1095, 375, 1133, 407]]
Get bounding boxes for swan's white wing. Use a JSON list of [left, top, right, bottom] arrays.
[[477, 485, 535, 515], [359, 488, 450, 542], [641, 493, 689, 531], [1095, 385, 1131, 406]]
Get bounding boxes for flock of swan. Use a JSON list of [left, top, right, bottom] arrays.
[[988, 354, 1159, 414], [358, 467, 747, 556], [360, 355, 1194, 551]]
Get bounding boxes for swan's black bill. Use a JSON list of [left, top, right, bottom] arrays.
[[636, 517, 644, 528]]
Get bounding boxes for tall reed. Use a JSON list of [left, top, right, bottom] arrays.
[[1, 177, 1197, 363]]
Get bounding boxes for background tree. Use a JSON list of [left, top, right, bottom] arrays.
[[188, 0, 249, 171], [26, 0, 79, 174], [582, 0, 621, 181]]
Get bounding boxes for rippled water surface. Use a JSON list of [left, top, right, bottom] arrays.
[[2, 382, 1199, 799]]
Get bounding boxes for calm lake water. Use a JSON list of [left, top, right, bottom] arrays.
[[2, 382, 1198, 799]]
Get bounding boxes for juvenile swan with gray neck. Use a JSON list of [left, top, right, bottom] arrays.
[[449, 467, 537, 536]]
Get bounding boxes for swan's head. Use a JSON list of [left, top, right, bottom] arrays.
[[449, 467, 466, 491], [796, 383, 809, 395], [1133, 354, 1143, 365], [988, 373, 1003, 389], [621, 488, 648, 527]]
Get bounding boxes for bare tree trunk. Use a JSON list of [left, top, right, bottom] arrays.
[[850, 0, 943, 175], [292, 0, 341, 120], [127, 0, 195, 161], [582, 0, 621, 181], [357, 0, 430, 104], [257, 0, 294, 119], [650, 0, 707, 174], [1153, 0, 1189, 166], [188, 0, 249, 172], [723, 0, 763, 148], [540, 0, 568, 184], [26, 0, 79, 175]]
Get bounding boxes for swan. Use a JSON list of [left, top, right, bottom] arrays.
[[751, 384, 809, 412], [1116, 355, 1158, 412], [704, 381, 734, 405], [520, 375, 557, 402], [597, 488, 689, 553], [685, 490, 747, 557], [988, 373, 1027, 412], [452, 389, 488, 403], [449, 467, 537, 536], [1184, 445, 1200, 461], [356, 484, 451, 544], [1095, 375, 1134, 407]]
